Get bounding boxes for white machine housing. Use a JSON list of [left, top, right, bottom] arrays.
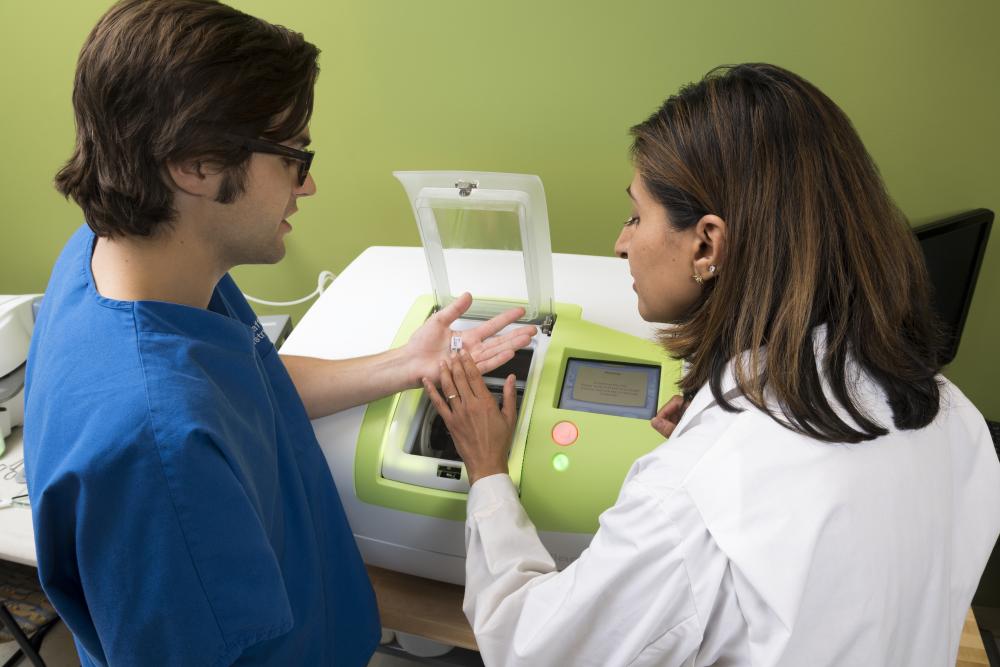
[[282, 173, 662, 585]]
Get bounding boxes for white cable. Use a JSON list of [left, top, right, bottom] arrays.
[[243, 270, 336, 307]]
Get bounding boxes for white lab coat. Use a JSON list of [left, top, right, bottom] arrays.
[[464, 344, 1000, 666]]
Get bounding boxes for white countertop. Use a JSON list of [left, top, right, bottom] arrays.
[[0, 427, 36, 565]]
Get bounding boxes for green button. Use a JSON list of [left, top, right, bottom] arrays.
[[552, 453, 570, 472]]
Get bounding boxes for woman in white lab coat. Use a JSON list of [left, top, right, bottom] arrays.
[[421, 63, 1000, 666]]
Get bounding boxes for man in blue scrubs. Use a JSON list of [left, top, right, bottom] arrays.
[[23, 1, 534, 665]]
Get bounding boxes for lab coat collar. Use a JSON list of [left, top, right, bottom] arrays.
[[670, 325, 832, 440]]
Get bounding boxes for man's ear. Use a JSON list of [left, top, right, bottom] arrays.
[[693, 214, 727, 282], [165, 159, 222, 197]]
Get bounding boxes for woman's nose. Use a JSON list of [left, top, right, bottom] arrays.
[[614, 226, 631, 259]]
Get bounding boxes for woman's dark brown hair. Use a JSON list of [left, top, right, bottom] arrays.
[[631, 63, 944, 443], [54, 0, 320, 238]]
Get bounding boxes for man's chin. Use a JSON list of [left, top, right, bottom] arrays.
[[237, 243, 286, 267], [264, 244, 287, 265]]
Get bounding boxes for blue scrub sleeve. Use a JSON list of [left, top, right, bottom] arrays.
[[33, 426, 294, 667]]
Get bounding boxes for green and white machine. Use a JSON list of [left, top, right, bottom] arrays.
[[0, 295, 41, 456], [338, 172, 682, 583]]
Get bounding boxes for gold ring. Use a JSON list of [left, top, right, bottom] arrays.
[[446, 394, 458, 401]]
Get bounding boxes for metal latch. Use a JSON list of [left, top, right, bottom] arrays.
[[541, 314, 555, 336], [455, 180, 478, 197]]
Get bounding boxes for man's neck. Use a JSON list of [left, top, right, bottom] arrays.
[[90, 224, 227, 309]]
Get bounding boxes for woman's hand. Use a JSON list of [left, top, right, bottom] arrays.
[[405, 292, 536, 388], [422, 350, 517, 485], [651, 394, 690, 438]]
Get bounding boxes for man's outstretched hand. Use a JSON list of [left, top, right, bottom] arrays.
[[404, 292, 536, 387]]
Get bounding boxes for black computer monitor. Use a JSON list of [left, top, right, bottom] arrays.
[[914, 208, 993, 366]]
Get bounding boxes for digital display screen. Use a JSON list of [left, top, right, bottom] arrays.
[[558, 358, 660, 419]]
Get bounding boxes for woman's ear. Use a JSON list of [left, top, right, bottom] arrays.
[[693, 214, 727, 282]]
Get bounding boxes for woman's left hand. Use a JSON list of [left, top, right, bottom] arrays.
[[422, 350, 517, 485], [651, 394, 690, 438], [405, 292, 536, 387]]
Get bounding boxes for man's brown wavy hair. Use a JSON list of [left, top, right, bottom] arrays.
[[55, 0, 320, 238], [631, 63, 944, 443]]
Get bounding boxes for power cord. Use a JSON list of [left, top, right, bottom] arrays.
[[243, 270, 336, 307]]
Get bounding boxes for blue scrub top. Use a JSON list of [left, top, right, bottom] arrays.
[[24, 226, 380, 666]]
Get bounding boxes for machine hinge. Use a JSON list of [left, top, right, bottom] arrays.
[[541, 314, 555, 336], [455, 180, 478, 197]]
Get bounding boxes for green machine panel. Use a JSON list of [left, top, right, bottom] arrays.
[[356, 295, 683, 535], [520, 318, 682, 533]]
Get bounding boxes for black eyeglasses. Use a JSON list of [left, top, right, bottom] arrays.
[[227, 135, 314, 186]]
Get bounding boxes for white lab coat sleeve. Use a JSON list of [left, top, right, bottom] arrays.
[[464, 473, 711, 667]]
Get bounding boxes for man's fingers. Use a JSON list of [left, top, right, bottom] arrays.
[[468, 306, 527, 341], [479, 325, 537, 348], [475, 348, 514, 375], [473, 328, 533, 375], [433, 292, 473, 327], [475, 327, 535, 356]]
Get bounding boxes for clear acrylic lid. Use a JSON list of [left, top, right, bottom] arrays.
[[394, 171, 554, 322]]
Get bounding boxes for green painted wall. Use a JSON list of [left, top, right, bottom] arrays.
[[2, 1, 998, 417]]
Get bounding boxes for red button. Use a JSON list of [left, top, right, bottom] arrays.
[[551, 421, 579, 446]]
